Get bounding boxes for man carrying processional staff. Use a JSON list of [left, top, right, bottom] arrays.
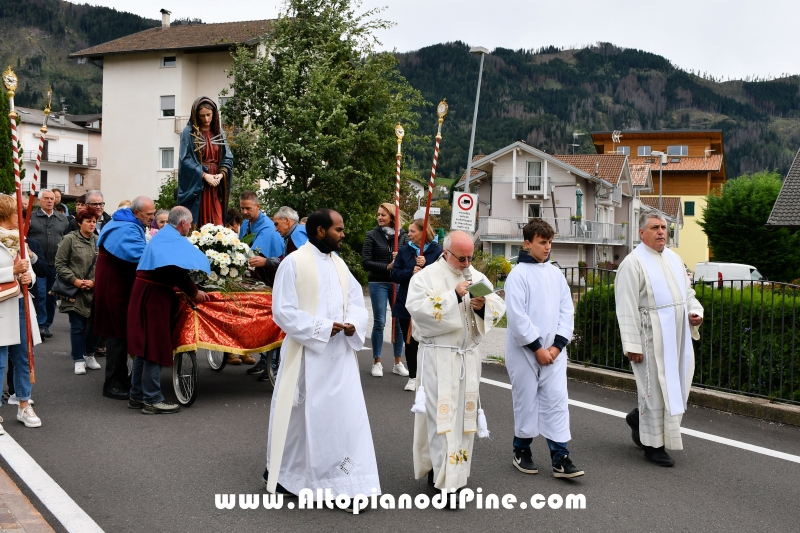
[[615, 211, 704, 467]]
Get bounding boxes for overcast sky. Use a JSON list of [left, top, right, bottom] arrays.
[[90, 0, 800, 80]]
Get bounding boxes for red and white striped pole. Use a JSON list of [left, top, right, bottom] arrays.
[[391, 124, 404, 343], [419, 99, 449, 259], [23, 89, 50, 233], [4, 67, 35, 383]]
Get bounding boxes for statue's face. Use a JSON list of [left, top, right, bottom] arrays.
[[198, 107, 214, 129]]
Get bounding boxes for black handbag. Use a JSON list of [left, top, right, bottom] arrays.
[[51, 252, 97, 301]]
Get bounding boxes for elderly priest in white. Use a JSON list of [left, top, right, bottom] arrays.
[[615, 212, 703, 467], [406, 230, 506, 493], [264, 209, 380, 512]]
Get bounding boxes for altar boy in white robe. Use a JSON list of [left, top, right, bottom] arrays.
[[406, 230, 506, 493], [615, 212, 703, 467], [264, 209, 381, 510], [504, 219, 584, 478]]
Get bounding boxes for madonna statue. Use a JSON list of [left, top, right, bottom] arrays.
[[178, 97, 234, 227]]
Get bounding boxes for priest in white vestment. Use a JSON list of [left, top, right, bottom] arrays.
[[615, 212, 703, 467], [504, 219, 584, 478], [406, 230, 506, 492], [265, 209, 381, 506]]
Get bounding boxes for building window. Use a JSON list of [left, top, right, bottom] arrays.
[[667, 145, 688, 156], [160, 95, 175, 117], [684, 201, 695, 216], [491, 243, 505, 257], [616, 146, 630, 155], [40, 170, 48, 189], [160, 148, 175, 170], [525, 202, 541, 218], [219, 96, 231, 109], [526, 161, 542, 191], [510, 244, 522, 258], [637, 146, 651, 156], [162, 56, 177, 68]]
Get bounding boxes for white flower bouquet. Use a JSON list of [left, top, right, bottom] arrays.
[[188, 224, 255, 289]]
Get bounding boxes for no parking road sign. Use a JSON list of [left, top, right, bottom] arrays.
[[451, 192, 478, 232]]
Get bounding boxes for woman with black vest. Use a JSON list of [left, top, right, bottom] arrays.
[[362, 202, 408, 378]]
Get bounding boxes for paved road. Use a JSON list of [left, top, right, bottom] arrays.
[[2, 311, 800, 532]]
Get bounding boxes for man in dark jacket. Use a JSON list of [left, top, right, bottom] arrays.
[[69, 191, 111, 234], [26, 189, 69, 338]]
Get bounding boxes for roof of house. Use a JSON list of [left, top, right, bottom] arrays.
[[628, 154, 723, 172], [69, 20, 273, 58], [15, 107, 84, 132], [458, 154, 488, 182], [766, 148, 800, 227], [591, 129, 724, 141], [552, 154, 627, 185], [640, 196, 682, 219], [628, 163, 652, 187]]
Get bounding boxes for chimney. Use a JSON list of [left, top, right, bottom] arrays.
[[58, 114, 65, 126], [160, 8, 171, 28], [595, 161, 599, 176]]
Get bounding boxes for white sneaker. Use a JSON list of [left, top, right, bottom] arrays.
[[84, 355, 101, 370], [371, 362, 383, 377], [74, 361, 87, 375], [404, 378, 416, 391], [7, 394, 33, 406], [17, 405, 42, 428], [393, 363, 410, 377]]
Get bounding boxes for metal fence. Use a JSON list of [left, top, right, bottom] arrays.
[[565, 267, 800, 405]]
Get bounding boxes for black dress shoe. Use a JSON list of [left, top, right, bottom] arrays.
[[626, 408, 643, 449], [40, 326, 53, 338], [262, 469, 295, 496], [643, 445, 675, 467], [103, 388, 129, 400]]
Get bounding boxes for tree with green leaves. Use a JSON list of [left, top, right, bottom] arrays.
[[0, 95, 14, 194], [698, 170, 800, 282], [224, 0, 425, 258]]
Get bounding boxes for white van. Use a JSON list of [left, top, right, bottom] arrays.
[[694, 262, 764, 286]]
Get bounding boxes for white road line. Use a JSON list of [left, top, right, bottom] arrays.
[[0, 432, 104, 532], [480, 377, 800, 464]]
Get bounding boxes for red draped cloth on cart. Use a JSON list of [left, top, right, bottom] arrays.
[[173, 291, 284, 355]]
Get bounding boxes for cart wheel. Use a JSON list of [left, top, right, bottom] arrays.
[[173, 351, 198, 406], [267, 348, 280, 389], [205, 349, 227, 371]]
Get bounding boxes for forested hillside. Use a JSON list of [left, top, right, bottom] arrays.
[[396, 42, 800, 181], [0, 0, 158, 114], [2, 1, 798, 181]]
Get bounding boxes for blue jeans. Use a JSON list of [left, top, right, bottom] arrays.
[[368, 282, 403, 360], [44, 265, 57, 328], [513, 436, 570, 466], [33, 275, 47, 326], [67, 311, 99, 362], [129, 357, 164, 404], [0, 299, 34, 402]]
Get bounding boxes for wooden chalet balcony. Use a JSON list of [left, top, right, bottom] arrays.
[[478, 216, 627, 246]]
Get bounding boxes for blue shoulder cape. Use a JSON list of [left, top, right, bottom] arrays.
[[96, 208, 147, 263], [239, 212, 283, 258], [289, 223, 308, 249], [137, 224, 211, 273]]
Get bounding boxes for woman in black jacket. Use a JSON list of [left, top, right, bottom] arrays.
[[391, 218, 442, 391], [362, 202, 408, 378]]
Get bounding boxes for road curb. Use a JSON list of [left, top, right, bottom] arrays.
[[566, 363, 800, 427]]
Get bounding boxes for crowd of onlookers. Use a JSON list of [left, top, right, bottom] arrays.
[[0, 190, 443, 428]]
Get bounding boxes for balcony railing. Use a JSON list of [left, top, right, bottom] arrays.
[[598, 185, 622, 206], [514, 176, 543, 195], [22, 150, 97, 168], [478, 216, 627, 245]]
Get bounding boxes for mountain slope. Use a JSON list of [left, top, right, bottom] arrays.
[[396, 42, 800, 181]]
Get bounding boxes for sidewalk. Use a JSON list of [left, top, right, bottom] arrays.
[[0, 465, 54, 533]]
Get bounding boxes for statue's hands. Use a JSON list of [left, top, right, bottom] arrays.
[[203, 173, 221, 187]]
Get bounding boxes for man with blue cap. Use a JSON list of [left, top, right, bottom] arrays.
[[93, 196, 155, 401], [127, 206, 210, 414]]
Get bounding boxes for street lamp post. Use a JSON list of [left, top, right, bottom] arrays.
[[651, 151, 668, 212], [463, 46, 490, 193]]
